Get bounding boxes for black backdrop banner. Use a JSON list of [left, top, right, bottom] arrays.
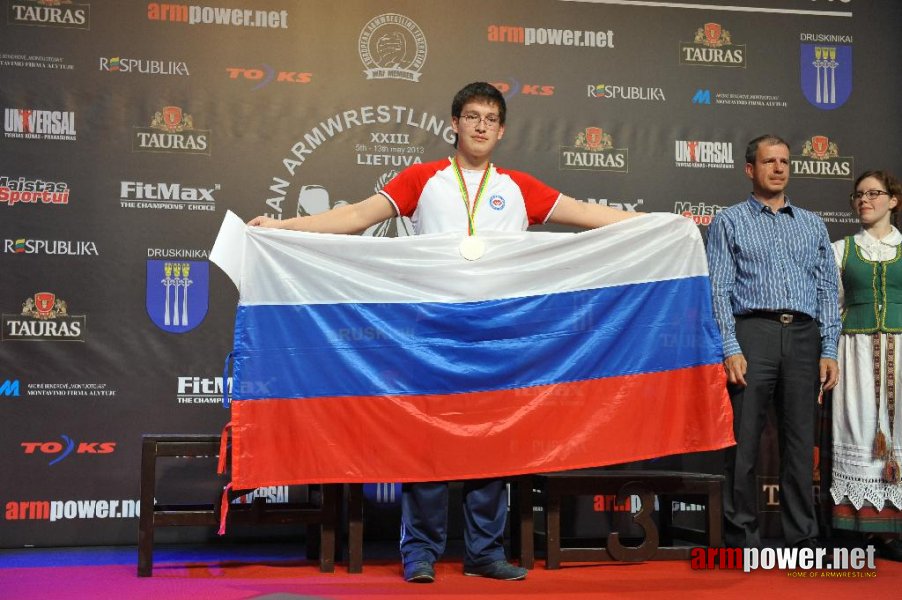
[[1, 0, 900, 547]]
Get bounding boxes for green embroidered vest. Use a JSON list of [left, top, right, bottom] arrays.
[[840, 236, 902, 333]]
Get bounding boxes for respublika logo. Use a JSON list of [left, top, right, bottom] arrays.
[[0, 379, 21, 396], [8, 0, 90, 30], [133, 106, 209, 154], [359, 13, 427, 82], [680, 23, 745, 67], [99, 56, 189, 76], [21, 436, 116, 466], [0, 176, 69, 206], [800, 33, 852, 110], [791, 135, 854, 180], [588, 82, 665, 102], [227, 65, 312, 90], [2, 293, 86, 342], [674, 141, 734, 169], [120, 181, 218, 211], [146, 255, 209, 334], [3, 238, 98, 256], [560, 127, 629, 173], [3, 108, 76, 141]]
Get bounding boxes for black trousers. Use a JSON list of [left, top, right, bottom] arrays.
[[723, 316, 821, 547]]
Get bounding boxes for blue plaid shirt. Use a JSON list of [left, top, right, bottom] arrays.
[[706, 195, 840, 360]]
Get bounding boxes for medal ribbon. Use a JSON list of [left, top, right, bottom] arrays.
[[451, 157, 492, 236]]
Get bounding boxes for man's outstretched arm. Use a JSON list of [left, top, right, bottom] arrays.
[[248, 193, 396, 234]]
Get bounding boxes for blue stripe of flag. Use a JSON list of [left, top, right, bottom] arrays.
[[231, 276, 722, 400]]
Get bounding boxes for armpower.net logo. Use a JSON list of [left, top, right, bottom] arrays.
[[691, 546, 877, 578]]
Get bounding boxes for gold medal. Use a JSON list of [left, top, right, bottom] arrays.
[[458, 236, 485, 261]]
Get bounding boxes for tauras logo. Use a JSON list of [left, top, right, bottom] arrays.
[[560, 127, 629, 173], [791, 135, 854, 180], [680, 23, 745, 67], [8, 0, 90, 30], [133, 106, 209, 155], [2, 293, 86, 342], [4, 238, 98, 255]]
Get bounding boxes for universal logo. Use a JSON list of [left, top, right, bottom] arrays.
[[3, 108, 76, 141], [674, 141, 734, 169], [133, 106, 210, 155], [358, 13, 427, 82]]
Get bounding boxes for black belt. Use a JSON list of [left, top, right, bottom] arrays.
[[738, 311, 813, 324]]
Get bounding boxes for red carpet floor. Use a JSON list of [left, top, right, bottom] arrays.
[[1, 551, 900, 600]]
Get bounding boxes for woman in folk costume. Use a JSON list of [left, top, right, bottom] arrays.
[[831, 169, 902, 560]]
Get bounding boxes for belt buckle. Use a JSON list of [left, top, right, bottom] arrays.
[[779, 313, 794, 325]]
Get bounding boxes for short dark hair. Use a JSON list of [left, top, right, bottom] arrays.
[[745, 134, 790, 165], [450, 82, 506, 148], [452, 82, 506, 124], [852, 169, 901, 214]]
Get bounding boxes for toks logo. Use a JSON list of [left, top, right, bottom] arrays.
[[560, 127, 629, 173], [680, 23, 745, 67], [21, 436, 115, 466], [227, 65, 312, 90], [490, 79, 554, 99], [133, 106, 210, 154], [791, 135, 854, 179]]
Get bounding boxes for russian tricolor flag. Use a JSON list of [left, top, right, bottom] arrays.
[[211, 211, 733, 489]]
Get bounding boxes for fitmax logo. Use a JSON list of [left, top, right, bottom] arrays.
[[0, 379, 20, 396]]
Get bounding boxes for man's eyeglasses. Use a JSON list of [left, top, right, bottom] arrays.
[[459, 113, 501, 129], [850, 189, 890, 201]]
